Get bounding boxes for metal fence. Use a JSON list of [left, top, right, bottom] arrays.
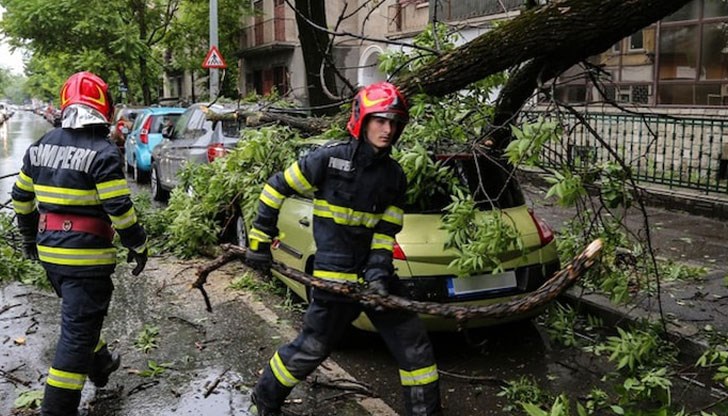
[[523, 111, 728, 195]]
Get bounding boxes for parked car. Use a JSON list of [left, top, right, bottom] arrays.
[[150, 103, 246, 201], [231, 140, 561, 331], [110, 105, 146, 155], [124, 107, 185, 183]]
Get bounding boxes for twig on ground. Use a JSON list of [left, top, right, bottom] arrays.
[[203, 367, 230, 398]]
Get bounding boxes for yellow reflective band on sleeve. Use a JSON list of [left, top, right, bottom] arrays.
[[12, 199, 36, 215], [269, 351, 300, 388], [96, 179, 131, 200], [15, 171, 34, 192], [382, 205, 404, 226], [399, 364, 439, 386], [313, 269, 359, 282], [371, 233, 395, 252], [109, 207, 137, 230], [313, 199, 380, 228], [34, 185, 101, 206], [132, 238, 148, 254], [260, 184, 285, 209], [283, 162, 313, 194], [47, 367, 86, 391], [37, 245, 117, 266]]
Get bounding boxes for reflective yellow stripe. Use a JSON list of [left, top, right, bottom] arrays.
[[313, 199, 380, 228], [382, 205, 404, 226], [260, 184, 285, 209], [313, 269, 359, 282], [132, 238, 148, 254], [94, 339, 106, 353], [15, 171, 34, 192], [47, 367, 86, 391], [371, 233, 394, 252], [284, 162, 313, 194], [37, 245, 116, 266], [269, 351, 299, 387], [34, 184, 100, 206], [96, 179, 131, 200], [399, 364, 439, 386], [109, 207, 137, 230], [12, 199, 36, 214]]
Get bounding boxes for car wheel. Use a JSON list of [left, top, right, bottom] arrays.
[[150, 165, 169, 202], [221, 210, 248, 247], [133, 161, 149, 184]]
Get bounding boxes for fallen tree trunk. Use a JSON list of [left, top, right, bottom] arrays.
[[193, 240, 602, 321]]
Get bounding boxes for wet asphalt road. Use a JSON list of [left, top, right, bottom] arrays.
[[1, 113, 727, 415]]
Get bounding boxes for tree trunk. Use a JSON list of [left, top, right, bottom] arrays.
[[398, 0, 692, 98], [294, 0, 339, 115]]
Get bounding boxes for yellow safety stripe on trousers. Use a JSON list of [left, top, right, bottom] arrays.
[[283, 162, 313, 194], [94, 339, 106, 353], [34, 184, 100, 206], [399, 364, 439, 386], [15, 170, 34, 192], [12, 198, 36, 215], [381, 205, 404, 226], [260, 184, 285, 210], [38, 245, 117, 266], [269, 351, 300, 388], [313, 269, 359, 282], [371, 233, 395, 252], [47, 367, 86, 391], [96, 179, 131, 200], [312, 199, 380, 228], [108, 207, 137, 230]]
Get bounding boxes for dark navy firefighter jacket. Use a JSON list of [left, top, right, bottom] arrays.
[[11, 126, 147, 277], [250, 138, 406, 297]]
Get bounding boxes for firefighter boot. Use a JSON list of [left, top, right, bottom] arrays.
[[251, 390, 282, 416], [40, 384, 82, 416], [88, 346, 120, 388]]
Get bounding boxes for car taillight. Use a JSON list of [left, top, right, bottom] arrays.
[[207, 143, 229, 162], [140, 116, 152, 144], [528, 209, 555, 246], [393, 242, 407, 260]]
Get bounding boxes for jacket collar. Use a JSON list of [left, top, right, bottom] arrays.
[[352, 137, 390, 167]]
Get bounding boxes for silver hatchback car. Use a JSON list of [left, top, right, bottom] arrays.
[[150, 103, 244, 201]]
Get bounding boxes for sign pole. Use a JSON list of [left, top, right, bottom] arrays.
[[209, 0, 219, 99]]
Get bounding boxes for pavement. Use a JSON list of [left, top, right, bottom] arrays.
[[520, 172, 728, 359]]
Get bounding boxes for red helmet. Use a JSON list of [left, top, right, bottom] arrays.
[[347, 81, 409, 142], [60, 71, 113, 123]]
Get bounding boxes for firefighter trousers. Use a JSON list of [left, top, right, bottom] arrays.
[[254, 297, 443, 416], [41, 272, 115, 416]]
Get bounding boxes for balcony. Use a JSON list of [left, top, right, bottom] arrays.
[[432, 0, 523, 21], [240, 17, 297, 56]]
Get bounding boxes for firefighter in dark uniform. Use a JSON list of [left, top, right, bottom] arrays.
[[11, 71, 148, 416], [246, 81, 443, 416]]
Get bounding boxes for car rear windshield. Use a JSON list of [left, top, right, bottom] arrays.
[[151, 114, 181, 134], [220, 118, 241, 139], [406, 155, 525, 214]]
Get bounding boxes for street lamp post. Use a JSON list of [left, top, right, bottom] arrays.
[[209, 0, 219, 98]]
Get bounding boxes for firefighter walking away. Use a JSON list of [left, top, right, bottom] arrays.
[[11, 71, 148, 416]]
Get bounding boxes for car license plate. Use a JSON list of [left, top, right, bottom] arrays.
[[447, 271, 517, 297]]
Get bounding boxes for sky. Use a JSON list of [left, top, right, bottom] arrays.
[[0, 7, 25, 75]]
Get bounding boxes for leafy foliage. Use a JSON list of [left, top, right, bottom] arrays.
[[134, 324, 160, 354], [13, 389, 43, 410], [0, 213, 48, 290]]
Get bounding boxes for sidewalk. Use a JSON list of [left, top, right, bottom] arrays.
[[520, 175, 728, 358]]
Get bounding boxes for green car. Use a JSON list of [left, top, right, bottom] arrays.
[[240, 143, 560, 331]]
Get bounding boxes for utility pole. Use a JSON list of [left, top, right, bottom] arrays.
[[209, 0, 219, 99]]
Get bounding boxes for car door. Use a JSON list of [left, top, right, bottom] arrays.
[[167, 107, 206, 188]]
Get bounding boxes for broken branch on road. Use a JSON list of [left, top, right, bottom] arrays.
[[192, 240, 602, 321]]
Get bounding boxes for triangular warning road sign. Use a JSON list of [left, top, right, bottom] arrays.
[[202, 46, 227, 69]]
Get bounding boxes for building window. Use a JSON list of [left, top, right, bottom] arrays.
[[629, 30, 644, 50]]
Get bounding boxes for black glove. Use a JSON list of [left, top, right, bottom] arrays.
[[245, 242, 272, 273], [22, 242, 39, 261], [364, 269, 390, 297], [126, 248, 148, 276]]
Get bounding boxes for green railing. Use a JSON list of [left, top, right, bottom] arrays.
[[523, 112, 728, 195]]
